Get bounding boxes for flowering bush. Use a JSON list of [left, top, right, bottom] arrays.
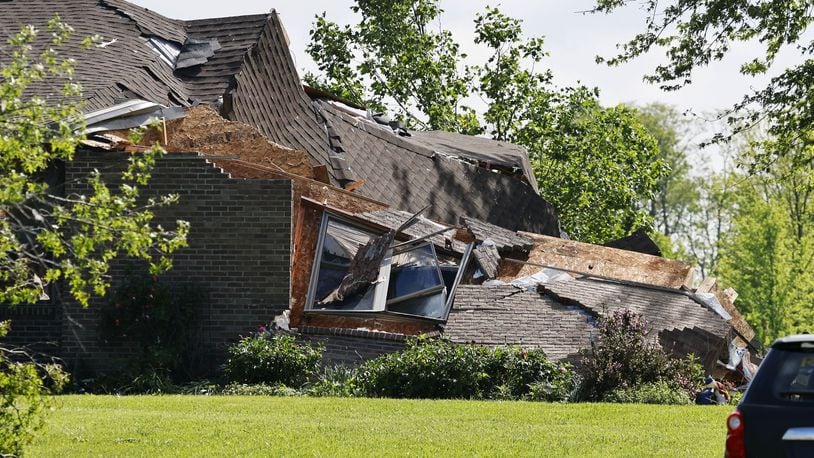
[[577, 308, 702, 402]]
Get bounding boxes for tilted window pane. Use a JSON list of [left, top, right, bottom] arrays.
[[386, 244, 444, 302], [387, 292, 448, 320]]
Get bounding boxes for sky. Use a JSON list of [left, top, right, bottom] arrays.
[[128, 0, 799, 138]]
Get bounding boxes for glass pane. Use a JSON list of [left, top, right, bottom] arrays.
[[388, 293, 447, 319], [312, 218, 381, 311], [387, 244, 443, 301]]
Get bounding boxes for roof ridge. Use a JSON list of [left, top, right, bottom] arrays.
[[99, 0, 188, 44]]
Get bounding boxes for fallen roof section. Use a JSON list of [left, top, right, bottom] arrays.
[[500, 231, 695, 289], [542, 278, 731, 338], [404, 130, 539, 193], [317, 101, 560, 235]]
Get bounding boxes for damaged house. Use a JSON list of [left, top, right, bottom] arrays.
[[0, 0, 758, 378]]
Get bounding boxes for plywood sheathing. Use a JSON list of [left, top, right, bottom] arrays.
[[106, 105, 316, 178], [696, 277, 756, 344], [498, 232, 695, 290]]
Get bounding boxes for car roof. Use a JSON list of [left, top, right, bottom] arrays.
[[772, 334, 814, 348]]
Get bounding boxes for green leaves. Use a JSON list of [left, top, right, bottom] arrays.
[[593, 0, 814, 154], [0, 20, 188, 307], [308, 3, 665, 243]]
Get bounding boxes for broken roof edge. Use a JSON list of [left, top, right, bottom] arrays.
[[503, 257, 733, 327], [218, 160, 388, 208], [516, 230, 695, 289]]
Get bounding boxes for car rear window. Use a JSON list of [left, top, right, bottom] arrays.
[[771, 348, 814, 403]]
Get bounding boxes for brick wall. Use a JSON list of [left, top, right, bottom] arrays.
[[53, 150, 292, 376], [0, 302, 62, 360], [298, 327, 413, 366]]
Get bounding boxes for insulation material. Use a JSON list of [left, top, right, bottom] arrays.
[[510, 268, 573, 291], [695, 292, 733, 321], [107, 105, 315, 178]]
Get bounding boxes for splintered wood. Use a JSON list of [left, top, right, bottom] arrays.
[[320, 231, 395, 305], [106, 105, 315, 178], [499, 232, 695, 289]]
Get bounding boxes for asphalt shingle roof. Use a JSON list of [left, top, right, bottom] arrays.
[[445, 284, 595, 361], [1, 0, 560, 233], [319, 102, 560, 234], [462, 216, 535, 252], [542, 278, 731, 337]]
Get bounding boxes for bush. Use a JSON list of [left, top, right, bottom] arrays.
[[577, 308, 702, 402], [357, 337, 573, 401], [1, 321, 69, 455], [306, 365, 360, 398], [225, 333, 322, 387], [602, 381, 692, 405], [100, 273, 203, 387]]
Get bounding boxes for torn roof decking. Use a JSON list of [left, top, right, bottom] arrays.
[[1, 0, 333, 179], [318, 102, 560, 235]]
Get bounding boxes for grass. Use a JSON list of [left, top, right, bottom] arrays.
[[30, 396, 732, 457]]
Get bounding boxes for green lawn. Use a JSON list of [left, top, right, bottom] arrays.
[[30, 396, 731, 457]]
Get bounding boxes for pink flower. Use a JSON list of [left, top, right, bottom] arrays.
[[258, 325, 267, 334]]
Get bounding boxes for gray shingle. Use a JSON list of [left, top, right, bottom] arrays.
[[543, 278, 731, 337], [445, 285, 595, 361]]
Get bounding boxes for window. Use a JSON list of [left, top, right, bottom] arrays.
[[306, 214, 467, 321], [308, 217, 388, 312]]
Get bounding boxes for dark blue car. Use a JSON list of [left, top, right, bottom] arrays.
[[726, 334, 814, 457]]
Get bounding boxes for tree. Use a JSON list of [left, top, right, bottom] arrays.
[[0, 19, 188, 307], [305, 0, 477, 133], [1, 19, 187, 453], [592, 0, 814, 154], [717, 135, 814, 345], [308, 1, 667, 243], [635, 103, 696, 237]]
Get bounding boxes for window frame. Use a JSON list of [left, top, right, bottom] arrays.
[[304, 212, 466, 321]]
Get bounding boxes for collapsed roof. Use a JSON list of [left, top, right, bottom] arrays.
[[0, 0, 558, 235], [2, 1, 756, 372]]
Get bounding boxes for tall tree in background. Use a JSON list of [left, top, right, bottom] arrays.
[[717, 135, 814, 345], [592, 0, 814, 160], [307, 1, 666, 244]]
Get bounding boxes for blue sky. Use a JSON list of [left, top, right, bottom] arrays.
[[130, 0, 799, 127]]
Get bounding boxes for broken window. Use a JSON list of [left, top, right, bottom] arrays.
[[306, 214, 466, 320], [308, 217, 387, 312]]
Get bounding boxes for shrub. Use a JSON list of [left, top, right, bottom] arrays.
[[602, 381, 692, 405], [225, 333, 322, 387], [100, 273, 203, 386], [1, 321, 69, 455], [577, 308, 702, 402], [307, 365, 360, 398], [357, 337, 573, 401]]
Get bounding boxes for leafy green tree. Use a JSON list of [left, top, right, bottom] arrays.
[[308, 2, 666, 243], [1, 18, 187, 454], [0, 19, 188, 307], [717, 136, 814, 345], [592, 0, 814, 153], [305, 0, 477, 133], [635, 103, 697, 238]]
